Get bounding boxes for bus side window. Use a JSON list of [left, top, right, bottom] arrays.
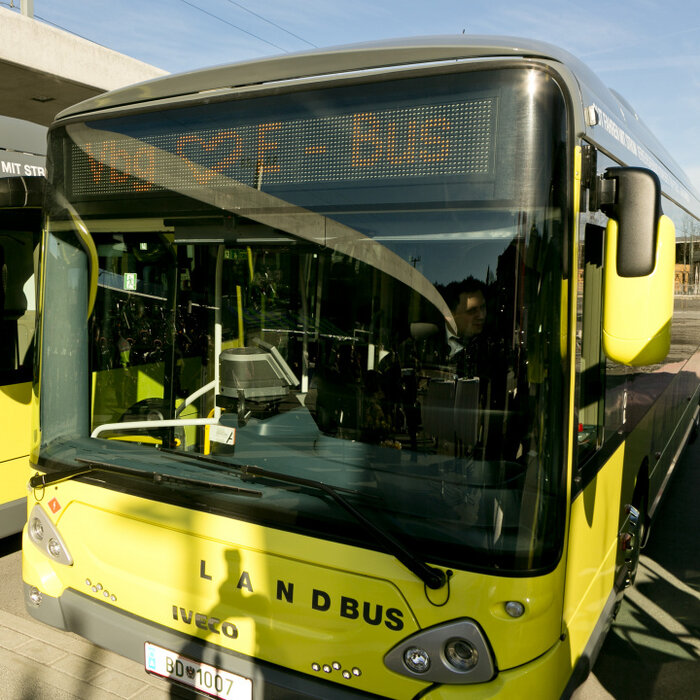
[[0, 236, 36, 385], [576, 223, 606, 463]]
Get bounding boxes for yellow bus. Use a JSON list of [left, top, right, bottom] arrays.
[[0, 115, 45, 539], [23, 37, 700, 698]]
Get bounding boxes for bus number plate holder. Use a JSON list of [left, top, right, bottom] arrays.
[[145, 642, 252, 699]]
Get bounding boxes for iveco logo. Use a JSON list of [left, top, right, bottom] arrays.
[[171, 606, 238, 639]]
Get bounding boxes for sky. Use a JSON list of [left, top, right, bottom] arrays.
[[10, 0, 700, 195]]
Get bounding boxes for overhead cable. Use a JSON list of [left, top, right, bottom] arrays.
[[179, 0, 288, 53], [222, 0, 316, 47]]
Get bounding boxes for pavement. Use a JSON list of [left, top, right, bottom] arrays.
[[0, 432, 697, 699], [0, 539, 177, 699], [576, 425, 700, 699]]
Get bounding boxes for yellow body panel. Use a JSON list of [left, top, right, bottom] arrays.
[[562, 445, 624, 663], [23, 478, 570, 698], [603, 215, 675, 365], [0, 381, 32, 506]]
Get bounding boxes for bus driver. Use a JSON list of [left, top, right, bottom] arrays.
[[420, 276, 490, 379]]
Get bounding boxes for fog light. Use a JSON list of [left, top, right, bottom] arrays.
[[444, 639, 478, 671], [28, 586, 43, 606], [29, 517, 44, 542], [403, 647, 431, 673]]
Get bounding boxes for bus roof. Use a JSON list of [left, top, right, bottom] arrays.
[[53, 35, 699, 209], [56, 36, 604, 118]]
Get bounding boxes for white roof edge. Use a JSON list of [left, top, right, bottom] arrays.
[[55, 35, 596, 120]]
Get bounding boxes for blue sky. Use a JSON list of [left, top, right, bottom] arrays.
[[18, 0, 700, 194]]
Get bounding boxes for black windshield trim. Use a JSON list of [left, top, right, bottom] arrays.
[[29, 458, 263, 498]]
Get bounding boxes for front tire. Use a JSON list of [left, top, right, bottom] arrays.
[[622, 487, 648, 588]]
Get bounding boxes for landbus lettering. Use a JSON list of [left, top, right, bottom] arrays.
[[200, 559, 212, 580], [237, 571, 253, 592], [312, 588, 331, 611], [277, 579, 294, 603], [310, 589, 404, 631], [189, 563, 404, 630]]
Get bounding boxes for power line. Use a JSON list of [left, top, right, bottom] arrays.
[[178, 0, 289, 53], [33, 13, 108, 46], [25, 2, 309, 63], [221, 0, 316, 48]]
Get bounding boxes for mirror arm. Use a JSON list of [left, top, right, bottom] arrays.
[[591, 173, 616, 214]]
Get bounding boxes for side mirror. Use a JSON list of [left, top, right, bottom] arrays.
[[600, 168, 675, 366]]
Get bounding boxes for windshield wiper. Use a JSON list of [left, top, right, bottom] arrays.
[[158, 448, 447, 590], [29, 458, 263, 498]]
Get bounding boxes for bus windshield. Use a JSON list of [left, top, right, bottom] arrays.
[[40, 66, 569, 573]]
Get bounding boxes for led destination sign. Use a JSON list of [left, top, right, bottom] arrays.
[[70, 97, 495, 196]]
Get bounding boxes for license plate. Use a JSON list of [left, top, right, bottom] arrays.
[[145, 642, 252, 699]]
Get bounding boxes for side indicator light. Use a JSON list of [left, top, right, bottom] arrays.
[[505, 601, 526, 618]]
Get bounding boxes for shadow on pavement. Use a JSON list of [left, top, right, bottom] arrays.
[[592, 437, 700, 699]]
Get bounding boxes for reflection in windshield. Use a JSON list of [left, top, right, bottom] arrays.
[[40, 66, 569, 573]]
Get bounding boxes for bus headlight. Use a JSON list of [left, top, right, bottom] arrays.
[[26, 504, 74, 566], [444, 638, 478, 671], [384, 618, 495, 684], [29, 516, 44, 542]]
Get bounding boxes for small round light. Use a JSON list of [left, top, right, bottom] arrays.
[[342, 670, 351, 679], [505, 601, 525, 618], [28, 586, 43, 606], [322, 664, 331, 673], [110, 595, 117, 602], [332, 662, 341, 670], [29, 517, 44, 542], [47, 538, 63, 558], [352, 667, 362, 677], [311, 663, 320, 672], [444, 638, 478, 671], [403, 647, 431, 673], [85, 579, 92, 587]]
